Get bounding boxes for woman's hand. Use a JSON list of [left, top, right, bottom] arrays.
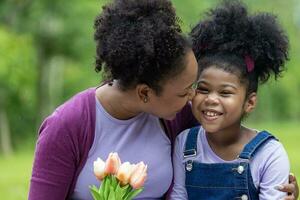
[[277, 173, 299, 200]]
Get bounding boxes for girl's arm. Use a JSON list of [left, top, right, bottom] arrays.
[[257, 142, 290, 200], [168, 132, 189, 200]]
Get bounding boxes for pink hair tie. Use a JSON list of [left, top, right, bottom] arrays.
[[244, 55, 255, 72]]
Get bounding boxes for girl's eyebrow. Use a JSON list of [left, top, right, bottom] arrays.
[[198, 80, 238, 89], [198, 80, 209, 85], [219, 83, 238, 89]]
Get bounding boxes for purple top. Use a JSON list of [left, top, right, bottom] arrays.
[[169, 127, 290, 200], [28, 88, 198, 200], [72, 97, 172, 199]]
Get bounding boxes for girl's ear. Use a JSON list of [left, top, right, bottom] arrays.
[[244, 92, 257, 114]]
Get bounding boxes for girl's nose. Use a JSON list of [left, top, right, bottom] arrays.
[[204, 93, 219, 104]]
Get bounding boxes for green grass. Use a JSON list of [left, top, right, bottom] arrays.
[[0, 151, 34, 200], [0, 121, 299, 200]]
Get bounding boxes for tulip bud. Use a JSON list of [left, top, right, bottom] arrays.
[[130, 162, 148, 189], [94, 157, 106, 181], [104, 152, 121, 175], [116, 162, 135, 185]]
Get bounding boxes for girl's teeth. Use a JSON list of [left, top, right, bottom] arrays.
[[205, 111, 218, 116]]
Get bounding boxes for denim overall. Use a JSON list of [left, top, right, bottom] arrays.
[[184, 126, 276, 200]]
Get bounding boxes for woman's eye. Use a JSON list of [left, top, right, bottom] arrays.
[[178, 93, 188, 97]]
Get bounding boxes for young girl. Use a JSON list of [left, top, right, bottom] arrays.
[[169, 1, 290, 199]]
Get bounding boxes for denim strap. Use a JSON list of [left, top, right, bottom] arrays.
[[239, 131, 277, 159], [184, 126, 200, 158]]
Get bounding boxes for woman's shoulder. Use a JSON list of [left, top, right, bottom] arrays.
[[49, 88, 96, 123], [39, 87, 97, 139]]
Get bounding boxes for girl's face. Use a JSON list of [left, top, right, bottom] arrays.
[[192, 66, 256, 133], [147, 50, 198, 120]]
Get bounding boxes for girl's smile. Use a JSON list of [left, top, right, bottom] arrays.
[[201, 109, 223, 122]]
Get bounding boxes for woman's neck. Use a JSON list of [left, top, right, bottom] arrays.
[[96, 82, 142, 120]]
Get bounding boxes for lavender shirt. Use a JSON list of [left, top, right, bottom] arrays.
[[72, 98, 173, 199], [28, 88, 198, 200], [170, 126, 290, 200]]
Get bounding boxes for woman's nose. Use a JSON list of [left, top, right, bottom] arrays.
[[187, 88, 196, 101]]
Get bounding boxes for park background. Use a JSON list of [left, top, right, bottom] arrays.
[[0, 0, 299, 199]]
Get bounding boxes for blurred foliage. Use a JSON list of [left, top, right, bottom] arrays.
[[0, 0, 299, 151], [0, 26, 37, 146]]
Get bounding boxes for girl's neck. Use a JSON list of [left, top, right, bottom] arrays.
[[205, 125, 256, 161], [206, 124, 243, 146], [96, 82, 142, 120]]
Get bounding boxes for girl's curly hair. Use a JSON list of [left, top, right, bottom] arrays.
[[190, 0, 289, 95], [94, 0, 191, 94]]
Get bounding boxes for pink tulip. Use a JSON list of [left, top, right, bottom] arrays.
[[129, 162, 148, 189], [116, 162, 135, 185], [104, 152, 121, 175], [93, 157, 106, 181]]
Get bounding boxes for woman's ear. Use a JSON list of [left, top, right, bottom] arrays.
[[244, 92, 257, 114], [136, 84, 151, 103]]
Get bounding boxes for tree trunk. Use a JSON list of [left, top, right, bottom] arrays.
[[0, 107, 13, 156], [48, 57, 64, 112], [36, 47, 50, 127], [36, 53, 65, 130]]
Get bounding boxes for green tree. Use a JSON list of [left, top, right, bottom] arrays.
[[0, 27, 37, 155], [0, 0, 108, 152]]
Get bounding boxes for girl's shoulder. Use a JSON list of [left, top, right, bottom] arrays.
[[174, 126, 204, 152], [254, 136, 287, 160], [251, 130, 286, 153], [250, 131, 289, 169]]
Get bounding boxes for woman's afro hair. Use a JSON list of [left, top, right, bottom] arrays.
[[190, 0, 289, 84], [94, 0, 190, 93]]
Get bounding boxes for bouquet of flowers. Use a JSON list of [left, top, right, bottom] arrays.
[[90, 152, 148, 200]]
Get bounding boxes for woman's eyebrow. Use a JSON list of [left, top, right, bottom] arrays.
[[184, 83, 195, 90]]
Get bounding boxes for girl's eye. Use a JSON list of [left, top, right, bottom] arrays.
[[220, 91, 232, 97], [196, 87, 209, 94]]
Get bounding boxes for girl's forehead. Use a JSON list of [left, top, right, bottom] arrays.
[[199, 67, 241, 86]]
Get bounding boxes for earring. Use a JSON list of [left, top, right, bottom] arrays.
[[143, 97, 148, 103]]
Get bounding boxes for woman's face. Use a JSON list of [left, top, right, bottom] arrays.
[[146, 50, 199, 120]]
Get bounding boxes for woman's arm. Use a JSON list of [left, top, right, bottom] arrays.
[[277, 173, 299, 200], [28, 115, 77, 200]]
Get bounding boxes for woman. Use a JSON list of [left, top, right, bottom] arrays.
[[28, 0, 298, 199]]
